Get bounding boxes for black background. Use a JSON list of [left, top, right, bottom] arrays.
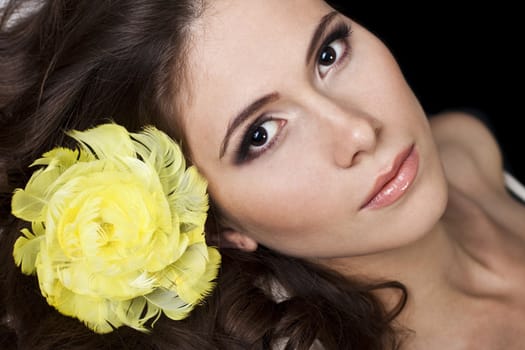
[[329, 2, 524, 184]]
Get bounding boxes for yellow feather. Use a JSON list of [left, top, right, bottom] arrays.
[[13, 227, 44, 275], [68, 124, 135, 160]]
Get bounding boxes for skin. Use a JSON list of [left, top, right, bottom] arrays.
[[176, 0, 525, 347], [181, 0, 447, 258]]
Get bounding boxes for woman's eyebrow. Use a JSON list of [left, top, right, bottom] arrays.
[[306, 10, 339, 65]]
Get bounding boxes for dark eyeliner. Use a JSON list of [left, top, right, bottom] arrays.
[[234, 114, 268, 164], [315, 21, 352, 62]]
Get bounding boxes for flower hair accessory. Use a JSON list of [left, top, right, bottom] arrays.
[[11, 123, 221, 333]]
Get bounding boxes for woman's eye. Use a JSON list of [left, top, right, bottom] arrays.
[[317, 38, 347, 77], [248, 119, 280, 151], [236, 118, 285, 163]]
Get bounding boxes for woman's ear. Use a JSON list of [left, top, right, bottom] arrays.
[[220, 229, 258, 252]]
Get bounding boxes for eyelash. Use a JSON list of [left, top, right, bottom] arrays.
[[235, 116, 285, 164], [234, 22, 352, 164]]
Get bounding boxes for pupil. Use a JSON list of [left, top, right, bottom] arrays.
[[251, 127, 267, 146], [320, 47, 336, 66]]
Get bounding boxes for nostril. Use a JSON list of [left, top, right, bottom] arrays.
[[351, 150, 365, 166]]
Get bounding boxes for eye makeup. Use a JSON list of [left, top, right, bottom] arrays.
[[316, 22, 352, 77], [234, 115, 286, 164]]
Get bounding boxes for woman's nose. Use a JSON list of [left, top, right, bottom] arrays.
[[320, 106, 382, 168]]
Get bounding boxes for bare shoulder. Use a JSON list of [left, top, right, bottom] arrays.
[[429, 111, 506, 196]]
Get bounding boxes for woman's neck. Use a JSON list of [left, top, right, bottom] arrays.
[[318, 185, 518, 337], [321, 219, 457, 303]]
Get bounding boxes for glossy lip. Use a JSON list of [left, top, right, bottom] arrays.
[[360, 144, 418, 210]]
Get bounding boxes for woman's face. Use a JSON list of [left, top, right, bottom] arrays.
[[178, 0, 448, 259]]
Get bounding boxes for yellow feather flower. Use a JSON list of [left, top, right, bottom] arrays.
[[11, 123, 220, 333]]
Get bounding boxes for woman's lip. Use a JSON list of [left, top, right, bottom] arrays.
[[360, 144, 419, 210]]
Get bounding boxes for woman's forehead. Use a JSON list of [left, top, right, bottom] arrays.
[[181, 0, 334, 120]]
